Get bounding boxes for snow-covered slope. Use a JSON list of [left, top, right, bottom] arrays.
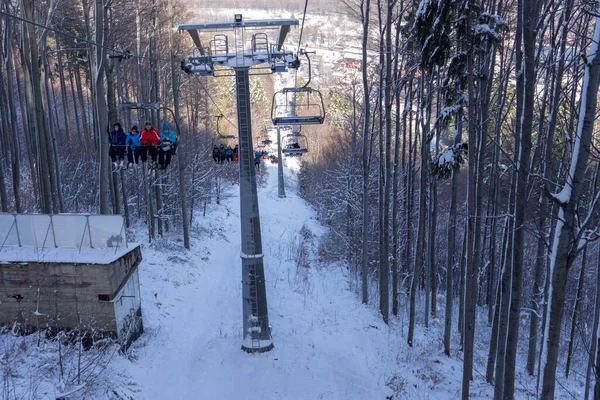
[[105, 163, 394, 399], [3, 161, 584, 399]]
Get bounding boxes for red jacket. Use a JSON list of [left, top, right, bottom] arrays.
[[140, 127, 160, 146]]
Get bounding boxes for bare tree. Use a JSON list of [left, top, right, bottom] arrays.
[[542, 10, 600, 398]]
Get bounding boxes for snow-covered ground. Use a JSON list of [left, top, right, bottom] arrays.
[[1, 161, 587, 399], [107, 163, 399, 399]]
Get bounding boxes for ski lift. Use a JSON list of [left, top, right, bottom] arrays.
[[119, 101, 159, 111], [181, 47, 214, 76], [282, 133, 308, 157], [255, 136, 266, 150], [271, 51, 326, 126], [214, 114, 236, 142], [261, 135, 273, 146]]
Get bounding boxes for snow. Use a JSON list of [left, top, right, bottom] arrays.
[[2, 8, 591, 395], [480, 12, 507, 27], [415, 0, 434, 20], [438, 105, 461, 121], [103, 165, 398, 399], [437, 148, 455, 166], [0, 244, 139, 264], [473, 24, 499, 40], [1, 160, 588, 399]]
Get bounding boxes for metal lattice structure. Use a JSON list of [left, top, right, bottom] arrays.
[[179, 14, 301, 353], [0, 213, 128, 253]]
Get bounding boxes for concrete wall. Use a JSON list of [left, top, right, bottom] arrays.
[[0, 246, 142, 335], [114, 268, 143, 349]]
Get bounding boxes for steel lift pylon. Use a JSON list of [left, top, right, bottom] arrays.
[[179, 14, 299, 353]]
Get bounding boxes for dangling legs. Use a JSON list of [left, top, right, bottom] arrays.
[[109, 145, 118, 169], [139, 146, 148, 164], [149, 145, 158, 169], [117, 146, 126, 168], [127, 147, 134, 167]]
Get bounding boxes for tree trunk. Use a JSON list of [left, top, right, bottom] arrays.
[[430, 72, 441, 321], [444, 110, 462, 356], [14, 43, 37, 206], [379, 0, 393, 325], [169, 0, 190, 249], [3, 21, 21, 212], [95, 0, 110, 214], [585, 244, 600, 400], [0, 26, 10, 211], [22, 0, 53, 214], [408, 74, 430, 347], [542, 11, 600, 398], [391, 54, 404, 317], [458, 221, 467, 341], [503, 0, 537, 397], [73, 65, 90, 154], [527, 1, 572, 377], [360, 0, 371, 305], [487, 214, 511, 383], [462, 5, 480, 395], [155, 170, 163, 237], [565, 246, 587, 378]]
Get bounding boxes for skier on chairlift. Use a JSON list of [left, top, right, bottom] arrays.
[[254, 150, 262, 170], [159, 123, 177, 169], [219, 144, 226, 164], [139, 120, 160, 169], [212, 145, 220, 162], [225, 145, 234, 162], [126, 125, 141, 168], [233, 144, 239, 162], [108, 122, 127, 170]]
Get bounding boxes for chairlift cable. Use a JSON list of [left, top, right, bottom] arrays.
[[0, 9, 178, 64], [296, 0, 309, 54], [192, 74, 238, 130]]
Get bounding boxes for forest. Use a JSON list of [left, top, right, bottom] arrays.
[[0, 0, 600, 398]]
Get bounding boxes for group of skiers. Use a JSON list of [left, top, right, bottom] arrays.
[[212, 144, 239, 163], [254, 150, 270, 170], [108, 121, 177, 171], [211, 143, 271, 171]]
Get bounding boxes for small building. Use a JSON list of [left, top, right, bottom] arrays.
[[0, 214, 143, 350]]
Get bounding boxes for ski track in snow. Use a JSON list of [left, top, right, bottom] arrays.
[[113, 164, 394, 400]]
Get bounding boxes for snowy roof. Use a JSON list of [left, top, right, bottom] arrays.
[[0, 213, 128, 250], [0, 244, 141, 265], [0, 213, 138, 264]]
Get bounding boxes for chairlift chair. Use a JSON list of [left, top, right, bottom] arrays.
[[210, 35, 229, 64], [271, 51, 326, 126], [261, 134, 273, 146], [255, 136, 266, 150], [182, 47, 214, 76], [282, 133, 308, 157], [214, 115, 236, 140]]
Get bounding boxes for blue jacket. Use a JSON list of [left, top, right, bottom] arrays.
[[109, 123, 126, 146], [160, 123, 177, 144], [127, 132, 141, 148]]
